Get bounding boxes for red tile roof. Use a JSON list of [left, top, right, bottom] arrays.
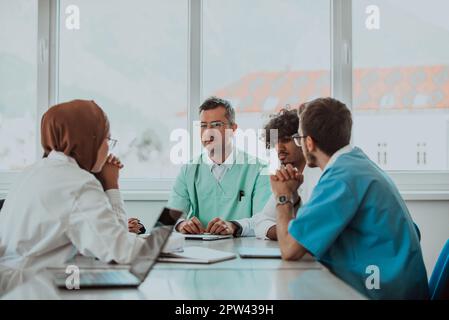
[[177, 65, 449, 116]]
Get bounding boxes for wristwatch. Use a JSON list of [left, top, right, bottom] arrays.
[[276, 194, 294, 206]]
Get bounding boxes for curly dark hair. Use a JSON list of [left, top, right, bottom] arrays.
[[263, 108, 300, 149]]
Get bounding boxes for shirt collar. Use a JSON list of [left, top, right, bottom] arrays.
[[47, 150, 79, 167], [202, 148, 236, 170], [323, 144, 353, 172]]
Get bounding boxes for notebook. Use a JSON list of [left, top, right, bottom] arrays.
[[140, 232, 185, 253], [158, 246, 236, 264], [238, 247, 282, 259]]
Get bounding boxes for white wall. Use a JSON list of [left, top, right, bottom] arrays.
[[406, 200, 449, 276], [124, 199, 449, 278]]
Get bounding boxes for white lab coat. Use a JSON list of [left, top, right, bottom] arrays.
[[238, 166, 322, 238], [0, 151, 145, 292]]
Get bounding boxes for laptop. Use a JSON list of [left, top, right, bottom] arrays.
[[51, 207, 183, 289], [182, 233, 233, 241]]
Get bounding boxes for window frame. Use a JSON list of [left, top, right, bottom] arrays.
[[0, 0, 448, 201]]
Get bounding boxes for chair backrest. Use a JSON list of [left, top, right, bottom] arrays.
[[429, 239, 449, 300], [413, 222, 421, 242], [0, 199, 4, 212]]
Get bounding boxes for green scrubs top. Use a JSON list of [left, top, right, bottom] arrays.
[[167, 149, 271, 226]]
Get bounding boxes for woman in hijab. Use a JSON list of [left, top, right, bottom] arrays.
[[0, 100, 148, 292]]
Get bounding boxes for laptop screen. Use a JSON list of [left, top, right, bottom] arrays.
[[129, 207, 183, 281]]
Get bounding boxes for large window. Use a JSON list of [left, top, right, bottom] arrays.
[[0, 0, 37, 171], [352, 0, 449, 170], [58, 0, 188, 179], [1, 0, 448, 194], [203, 0, 330, 159]]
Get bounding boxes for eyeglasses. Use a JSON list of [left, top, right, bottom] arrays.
[[291, 133, 307, 148], [200, 121, 231, 129], [107, 137, 118, 150], [268, 134, 304, 148]]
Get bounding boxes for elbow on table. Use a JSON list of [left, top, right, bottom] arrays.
[[281, 251, 300, 261], [280, 245, 306, 261]]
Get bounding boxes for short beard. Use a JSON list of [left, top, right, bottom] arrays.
[[304, 150, 318, 168]]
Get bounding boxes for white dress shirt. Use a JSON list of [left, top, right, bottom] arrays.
[[0, 151, 146, 291], [203, 149, 236, 182]]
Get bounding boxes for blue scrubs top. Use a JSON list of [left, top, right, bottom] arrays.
[[288, 147, 429, 299]]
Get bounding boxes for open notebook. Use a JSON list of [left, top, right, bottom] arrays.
[[158, 246, 236, 264]]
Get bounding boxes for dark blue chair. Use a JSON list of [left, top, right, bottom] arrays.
[[413, 222, 421, 242], [429, 239, 449, 300]]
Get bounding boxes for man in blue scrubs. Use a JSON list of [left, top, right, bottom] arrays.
[[270, 97, 429, 299]]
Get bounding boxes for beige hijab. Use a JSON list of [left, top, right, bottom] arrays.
[[41, 100, 109, 171]]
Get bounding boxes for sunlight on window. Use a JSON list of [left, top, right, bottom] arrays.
[[202, 0, 331, 161], [353, 0, 449, 170], [0, 0, 37, 171], [58, 0, 188, 179]]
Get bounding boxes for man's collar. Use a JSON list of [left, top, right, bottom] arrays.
[[323, 144, 353, 172], [202, 148, 236, 169]]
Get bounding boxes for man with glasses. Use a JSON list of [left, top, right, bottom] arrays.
[[251, 108, 321, 240], [270, 97, 428, 299], [168, 97, 271, 236]]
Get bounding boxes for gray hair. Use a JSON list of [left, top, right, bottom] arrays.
[[199, 96, 235, 125]]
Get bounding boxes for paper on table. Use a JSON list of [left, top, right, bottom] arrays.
[[140, 231, 185, 253], [158, 246, 236, 264], [162, 232, 185, 253]]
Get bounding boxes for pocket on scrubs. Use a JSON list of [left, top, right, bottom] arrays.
[[221, 191, 249, 214]]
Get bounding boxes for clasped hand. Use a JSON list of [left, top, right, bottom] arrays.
[[270, 163, 304, 197]]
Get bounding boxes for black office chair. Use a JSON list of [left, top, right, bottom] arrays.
[[0, 199, 4, 212]]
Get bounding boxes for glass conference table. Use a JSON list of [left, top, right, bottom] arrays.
[[1, 237, 366, 300]]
